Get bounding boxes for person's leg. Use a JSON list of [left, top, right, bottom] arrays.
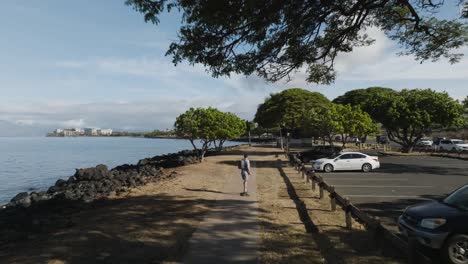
[[243, 180, 248, 193]]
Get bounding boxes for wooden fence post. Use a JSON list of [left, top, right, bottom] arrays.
[[318, 176, 324, 199], [311, 174, 316, 191], [345, 198, 352, 229], [329, 186, 336, 211]]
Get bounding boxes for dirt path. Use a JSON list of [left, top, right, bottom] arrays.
[[182, 153, 259, 263]]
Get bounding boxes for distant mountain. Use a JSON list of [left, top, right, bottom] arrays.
[[0, 120, 51, 137]]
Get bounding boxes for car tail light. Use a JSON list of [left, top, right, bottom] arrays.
[[371, 156, 379, 161]]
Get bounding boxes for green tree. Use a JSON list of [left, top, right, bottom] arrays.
[[213, 112, 246, 151], [254, 88, 330, 136], [127, 0, 467, 84], [381, 89, 464, 152], [463, 96, 468, 114], [305, 104, 343, 145], [333, 87, 398, 123], [337, 104, 380, 147], [174, 107, 246, 159], [174, 107, 220, 160]]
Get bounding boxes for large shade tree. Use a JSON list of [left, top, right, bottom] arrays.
[[335, 88, 465, 152], [382, 89, 463, 152], [127, 0, 467, 84], [333, 87, 398, 122], [254, 88, 330, 136]]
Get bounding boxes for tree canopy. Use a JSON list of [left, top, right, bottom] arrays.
[[304, 103, 343, 145], [337, 104, 380, 145], [333, 87, 398, 122], [174, 107, 245, 160], [335, 88, 465, 152], [127, 0, 467, 84], [214, 112, 246, 150], [304, 103, 379, 146], [254, 88, 330, 135]]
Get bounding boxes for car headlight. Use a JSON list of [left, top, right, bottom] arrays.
[[420, 218, 446, 229]]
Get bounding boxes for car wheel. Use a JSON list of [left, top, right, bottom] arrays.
[[324, 164, 334, 173], [443, 234, 468, 264], [362, 163, 372, 172]]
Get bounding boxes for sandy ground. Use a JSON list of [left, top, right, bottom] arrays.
[[0, 145, 404, 264]]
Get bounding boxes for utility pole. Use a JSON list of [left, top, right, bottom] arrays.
[[246, 121, 252, 146], [279, 126, 283, 150]]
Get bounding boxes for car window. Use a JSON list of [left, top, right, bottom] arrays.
[[338, 154, 352, 159], [444, 185, 468, 211], [452, 140, 464, 144], [352, 154, 366, 159], [441, 140, 450, 144]]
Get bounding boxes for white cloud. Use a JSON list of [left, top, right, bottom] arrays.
[[334, 27, 393, 73], [273, 27, 468, 86], [56, 56, 207, 79], [0, 96, 261, 136]]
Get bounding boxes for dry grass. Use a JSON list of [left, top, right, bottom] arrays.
[[277, 164, 405, 264]]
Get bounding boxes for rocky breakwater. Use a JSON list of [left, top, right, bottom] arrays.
[[0, 149, 203, 243], [6, 149, 200, 208]]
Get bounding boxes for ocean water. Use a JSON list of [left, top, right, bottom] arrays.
[[0, 137, 239, 204]]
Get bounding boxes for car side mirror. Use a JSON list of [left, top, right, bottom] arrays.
[[334, 158, 339, 162]]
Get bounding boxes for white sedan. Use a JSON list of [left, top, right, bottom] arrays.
[[312, 152, 380, 172]]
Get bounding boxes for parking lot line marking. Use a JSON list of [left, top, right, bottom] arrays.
[[324, 179, 409, 181], [343, 195, 433, 199], [334, 185, 433, 188]]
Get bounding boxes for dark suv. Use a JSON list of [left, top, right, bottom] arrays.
[[398, 184, 468, 264]]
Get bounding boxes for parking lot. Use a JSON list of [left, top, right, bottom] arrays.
[[318, 154, 468, 231]]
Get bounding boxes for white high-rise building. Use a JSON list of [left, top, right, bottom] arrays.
[[98, 129, 113, 136]]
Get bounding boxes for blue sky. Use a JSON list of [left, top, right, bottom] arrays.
[[0, 1, 467, 136]]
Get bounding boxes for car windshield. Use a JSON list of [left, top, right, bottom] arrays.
[[452, 140, 464, 144], [443, 185, 468, 211]]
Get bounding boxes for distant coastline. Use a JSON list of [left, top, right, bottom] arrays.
[[46, 134, 182, 139], [46, 128, 178, 138]]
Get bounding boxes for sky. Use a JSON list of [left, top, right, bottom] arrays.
[[0, 1, 467, 136]]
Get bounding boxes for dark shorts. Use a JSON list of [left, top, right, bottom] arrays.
[[241, 171, 249, 181]]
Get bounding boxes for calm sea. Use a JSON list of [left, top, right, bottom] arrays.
[[0, 137, 239, 204]]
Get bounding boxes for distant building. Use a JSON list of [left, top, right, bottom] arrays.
[[74, 128, 84, 135], [98, 129, 113, 136], [84, 128, 98, 136], [63, 128, 80, 137]]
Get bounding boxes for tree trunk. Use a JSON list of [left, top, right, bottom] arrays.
[[189, 139, 202, 161], [218, 140, 225, 151], [401, 145, 414, 153]]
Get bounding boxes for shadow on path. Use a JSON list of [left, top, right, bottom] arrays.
[[183, 188, 224, 194], [0, 194, 216, 264]]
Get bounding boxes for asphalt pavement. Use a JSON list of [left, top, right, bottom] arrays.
[[317, 155, 468, 231]]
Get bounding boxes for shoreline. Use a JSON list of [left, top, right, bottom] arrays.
[[0, 144, 246, 208]]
